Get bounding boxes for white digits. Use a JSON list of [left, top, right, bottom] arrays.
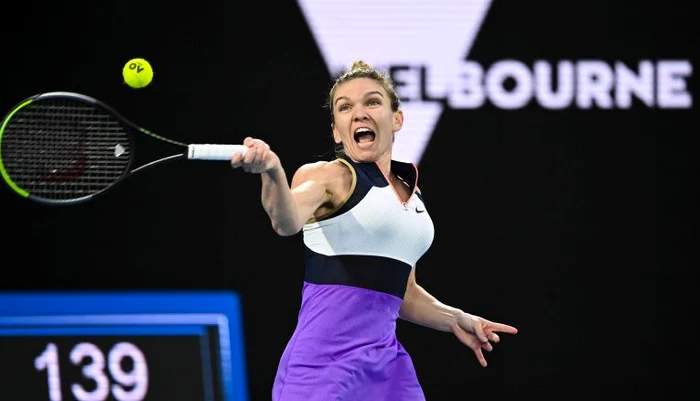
[[70, 342, 110, 401], [109, 342, 149, 401], [35, 343, 63, 401], [36, 342, 149, 401]]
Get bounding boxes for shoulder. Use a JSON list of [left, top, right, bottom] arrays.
[[292, 159, 355, 208], [293, 159, 352, 183]]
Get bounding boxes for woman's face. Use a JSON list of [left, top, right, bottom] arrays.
[[332, 77, 403, 163]]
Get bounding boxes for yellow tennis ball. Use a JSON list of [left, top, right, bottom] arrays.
[[122, 58, 154, 89]]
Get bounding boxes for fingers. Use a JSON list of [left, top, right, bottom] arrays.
[[241, 145, 258, 172], [461, 313, 489, 343], [452, 326, 478, 349], [231, 138, 273, 173], [453, 327, 492, 366], [478, 321, 516, 349], [490, 322, 519, 335], [231, 137, 253, 168], [474, 347, 487, 368], [230, 152, 243, 168], [454, 314, 518, 368], [472, 321, 489, 343]]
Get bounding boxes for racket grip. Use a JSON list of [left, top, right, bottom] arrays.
[[187, 144, 247, 160]]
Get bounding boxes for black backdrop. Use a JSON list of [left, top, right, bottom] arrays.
[[1, 0, 697, 400]]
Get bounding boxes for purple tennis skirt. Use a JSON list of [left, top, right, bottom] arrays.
[[272, 282, 425, 401]]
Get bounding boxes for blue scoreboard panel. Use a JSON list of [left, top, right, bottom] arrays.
[[0, 291, 248, 401]]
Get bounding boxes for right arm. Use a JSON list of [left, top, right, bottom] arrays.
[[231, 137, 331, 236]]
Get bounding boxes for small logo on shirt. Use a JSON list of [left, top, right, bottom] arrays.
[[416, 206, 426, 213]]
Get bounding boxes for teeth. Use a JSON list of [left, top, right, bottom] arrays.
[[354, 127, 375, 143]]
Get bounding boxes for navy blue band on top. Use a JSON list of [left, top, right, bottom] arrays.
[[304, 249, 412, 299]]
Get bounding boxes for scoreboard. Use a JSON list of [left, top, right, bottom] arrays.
[[0, 291, 248, 401]]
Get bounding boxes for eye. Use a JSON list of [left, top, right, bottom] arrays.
[[367, 98, 382, 107], [337, 103, 351, 112]]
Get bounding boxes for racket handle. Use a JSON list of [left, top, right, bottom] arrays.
[[187, 144, 247, 160]]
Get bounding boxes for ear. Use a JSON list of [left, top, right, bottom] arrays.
[[393, 110, 404, 132], [332, 123, 341, 144]]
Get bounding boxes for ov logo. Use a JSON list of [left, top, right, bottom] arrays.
[[128, 62, 146, 73]]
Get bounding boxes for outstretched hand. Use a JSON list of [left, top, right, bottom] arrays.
[[452, 312, 518, 367], [231, 137, 280, 174]]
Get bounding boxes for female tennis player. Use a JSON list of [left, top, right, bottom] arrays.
[[231, 60, 518, 401]]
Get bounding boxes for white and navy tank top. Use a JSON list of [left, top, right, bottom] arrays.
[[302, 154, 435, 299]]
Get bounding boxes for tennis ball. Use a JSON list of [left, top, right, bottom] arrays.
[[122, 58, 154, 89]]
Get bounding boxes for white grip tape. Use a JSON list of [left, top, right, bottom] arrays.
[[187, 144, 247, 160]]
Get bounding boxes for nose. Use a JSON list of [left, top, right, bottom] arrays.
[[353, 105, 369, 121]]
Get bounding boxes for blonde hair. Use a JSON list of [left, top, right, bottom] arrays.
[[326, 60, 401, 124]]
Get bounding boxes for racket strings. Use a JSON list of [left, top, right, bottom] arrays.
[[1, 98, 132, 200]]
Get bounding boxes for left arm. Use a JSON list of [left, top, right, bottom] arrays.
[[399, 266, 519, 367], [398, 266, 463, 332]]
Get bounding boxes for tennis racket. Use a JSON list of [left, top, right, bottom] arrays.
[[0, 91, 247, 205]]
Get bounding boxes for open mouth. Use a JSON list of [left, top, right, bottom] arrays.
[[354, 127, 376, 143]]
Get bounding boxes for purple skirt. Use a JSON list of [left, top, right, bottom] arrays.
[[272, 282, 425, 401]]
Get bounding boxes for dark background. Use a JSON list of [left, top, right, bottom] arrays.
[[1, 0, 697, 400]]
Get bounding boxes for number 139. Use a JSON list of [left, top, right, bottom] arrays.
[[34, 342, 149, 401]]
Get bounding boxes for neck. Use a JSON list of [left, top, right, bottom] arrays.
[[374, 151, 392, 176]]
